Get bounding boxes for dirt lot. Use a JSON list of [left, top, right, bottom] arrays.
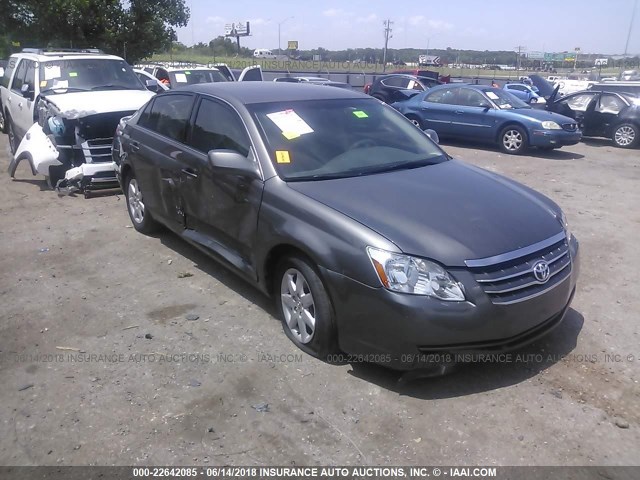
[[0, 134, 638, 467]]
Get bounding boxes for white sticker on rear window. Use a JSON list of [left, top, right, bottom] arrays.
[[52, 79, 68, 89], [267, 110, 314, 139], [486, 92, 499, 100], [44, 65, 61, 80], [175, 73, 188, 83]]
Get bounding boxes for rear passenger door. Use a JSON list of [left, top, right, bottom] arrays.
[[583, 93, 626, 137], [128, 93, 196, 229]]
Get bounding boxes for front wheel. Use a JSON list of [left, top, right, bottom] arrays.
[[275, 255, 338, 359], [406, 115, 423, 130], [7, 117, 19, 154], [124, 173, 159, 234], [612, 123, 638, 149], [499, 125, 527, 155]]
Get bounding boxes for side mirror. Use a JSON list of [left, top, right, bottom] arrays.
[[21, 83, 34, 100], [207, 149, 261, 179], [478, 102, 492, 110], [424, 128, 439, 144], [145, 79, 161, 92]]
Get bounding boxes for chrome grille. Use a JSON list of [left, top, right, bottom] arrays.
[[562, 123, 578, 132], [81, 137, 113, 163], [467, 234, 572, 305]]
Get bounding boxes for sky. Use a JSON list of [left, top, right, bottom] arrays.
[[176, 0, 639, 56]]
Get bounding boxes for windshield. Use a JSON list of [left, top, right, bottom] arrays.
[[39, 59, 144, 93], [483, 88, 530, 109], [169, 69, 228, 86], [251, 98, 447, 181]]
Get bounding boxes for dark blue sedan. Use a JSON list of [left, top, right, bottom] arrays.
[[391, 84, 582, 154]]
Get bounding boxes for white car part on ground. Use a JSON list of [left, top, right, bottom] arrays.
[[8, 123, 61, 178]]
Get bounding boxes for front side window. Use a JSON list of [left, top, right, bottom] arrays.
[[457, 88, 488, 107], [562, 93, 597, 112], [147, 94, 194, 142], [251, 98, 447, 181], [189, 98, 250, 156], [483, 88, 530, 109], [1, 56, 17, 89], [39, 59, 144, 94]]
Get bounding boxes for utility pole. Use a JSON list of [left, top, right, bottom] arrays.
[[382, 19, 393, 72], [623, 0, 638, 73], [514, 45, 526, 71]]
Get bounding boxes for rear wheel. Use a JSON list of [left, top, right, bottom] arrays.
[[275, 255, 338, 360], [499, 125, 527, 154], [612, 123, 638, 149], [125, 173, 159, 234]]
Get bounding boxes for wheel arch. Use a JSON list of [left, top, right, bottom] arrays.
[[262, 243, 327, 297], [496, 121, 530, 144]]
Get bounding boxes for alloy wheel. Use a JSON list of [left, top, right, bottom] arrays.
[[614, 125, 636, 147], [502, 129, 523, 151], [280, 268, 316, 344], [127, 178, 145, 224]]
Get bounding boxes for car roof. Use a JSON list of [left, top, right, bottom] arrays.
[[180, 82, 366, 104], [11, 52, 123, 62]]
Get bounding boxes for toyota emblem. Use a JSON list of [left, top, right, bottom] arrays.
[[533, 260, 551, 283]]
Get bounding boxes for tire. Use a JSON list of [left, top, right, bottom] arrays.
[[611, 123, 639, 149], [275, 255, 339, 360], [499, 125, 528, 155], [0, 108, 5, 133], [7, 117, 19, 154], [124, 172, 159, 234], [406, 115, 423, 130]]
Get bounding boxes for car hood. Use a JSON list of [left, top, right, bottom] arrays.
[[41, 89, 155, 119], [288, 160, 563, 266], [529, 74, 556, 98], [508, 107, 574, 124]]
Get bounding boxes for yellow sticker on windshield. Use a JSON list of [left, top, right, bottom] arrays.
[[40, 80, 47, 87], [276, 151, 291, 163], [69, 72, 78, 77], [185, 71, 191, 74], [353, 110, 368, 118], [282, 131, 301, 140]]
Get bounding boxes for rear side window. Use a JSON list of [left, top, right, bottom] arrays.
[[1, 56, 17, 89], [189, 98, 250, 156], [425, 88, 457, 105], [147, 94, 194, 142]]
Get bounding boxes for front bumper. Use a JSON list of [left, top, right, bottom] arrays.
[[322, 236, 580, 370], [529, 129, 582, 147]]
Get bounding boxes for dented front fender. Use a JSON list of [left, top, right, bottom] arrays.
[[8, 123, 61, 178]]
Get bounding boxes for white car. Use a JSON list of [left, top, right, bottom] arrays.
[[135, 63, 263, 89], [1, 48, 155, 194], [133, 68, 169, 92]]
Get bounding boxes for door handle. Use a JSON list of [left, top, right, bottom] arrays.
[[181, 168, 198, 178], [129, 141, 140, 152], [18, 102, 23, 109], [454, 110, 464, 114]]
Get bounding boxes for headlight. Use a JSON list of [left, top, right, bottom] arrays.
[[558, 211, 572, 241], [541, 121, 562, 130], [366, 247, 465, 301]]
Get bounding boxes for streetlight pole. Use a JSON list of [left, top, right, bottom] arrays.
[[278, 16, 294, 56]]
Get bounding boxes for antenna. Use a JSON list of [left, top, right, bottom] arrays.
[[383, 19, 393, 72]]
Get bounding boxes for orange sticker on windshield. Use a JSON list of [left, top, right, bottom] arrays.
[[276, 151, 291, 164]]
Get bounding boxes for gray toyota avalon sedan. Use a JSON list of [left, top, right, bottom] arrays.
[[113, 82, 579, 370]]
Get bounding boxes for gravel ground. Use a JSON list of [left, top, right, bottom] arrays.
[[0, 134, 638, 467]]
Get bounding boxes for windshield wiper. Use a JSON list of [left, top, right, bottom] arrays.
[[41, 87, 89, 94], [91, 84, 135, 90], [348, 156, 444, 175]]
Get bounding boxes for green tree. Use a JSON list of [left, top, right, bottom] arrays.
[[1, 0, 189, 63]]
